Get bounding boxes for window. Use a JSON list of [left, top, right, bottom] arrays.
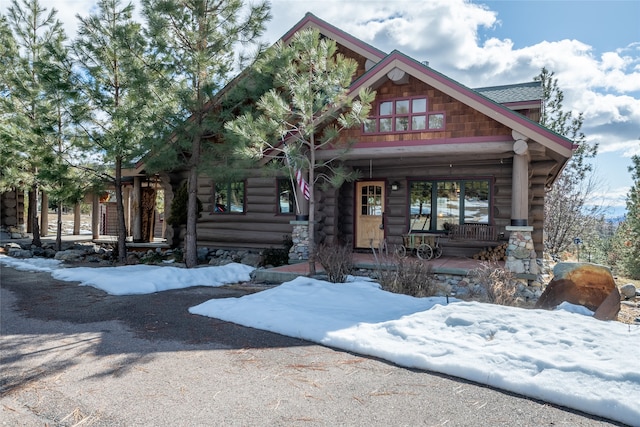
[[213, 181, 245, 213], [363, 96, 445, 134], [409, 179, 490, 232], [277, 179, 296, 214], [360, 184, 383, 215]]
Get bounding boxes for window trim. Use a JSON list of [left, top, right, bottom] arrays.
[[277, 178, 297, 215], [363, 96, 446, 134], [408, 178, 492, 233], [212, 180, 246, 214]]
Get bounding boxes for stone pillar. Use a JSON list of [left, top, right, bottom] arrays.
[[511, 138, 529, 226], [505, 226, 540, 276], [289, 220, 310, 263]]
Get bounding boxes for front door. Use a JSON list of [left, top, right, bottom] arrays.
[[355, 181, 385, 249]]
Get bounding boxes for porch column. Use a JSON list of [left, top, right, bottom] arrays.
[[511, 133, 529, 226], [132, 176, 142, 242], [123, 186, 131, 237], [73, 203, 81, 235], [91, 193, 100, 239]]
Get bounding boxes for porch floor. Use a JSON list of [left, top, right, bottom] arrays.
[[253, 252, 495, 284]]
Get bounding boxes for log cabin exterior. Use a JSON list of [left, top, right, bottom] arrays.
[[160, 13, 574, 265]]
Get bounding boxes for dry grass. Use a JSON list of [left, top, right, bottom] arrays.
[[468, 262, 521, 307]]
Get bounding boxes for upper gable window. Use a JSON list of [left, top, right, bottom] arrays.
[[363, 97, 444, 134]]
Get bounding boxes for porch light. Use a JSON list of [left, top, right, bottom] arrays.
[[391, 181, 400, 191]]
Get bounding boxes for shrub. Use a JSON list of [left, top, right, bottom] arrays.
[[316, 241, 353, 283], [376, 253, 436, 297], [469, 262, 520, 306], [168, 181, 202, 226], [262, 235, 293, 267]]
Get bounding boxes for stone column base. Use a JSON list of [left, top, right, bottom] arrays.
[[289, 220, 310, 263], [505, 226, 540, 275]]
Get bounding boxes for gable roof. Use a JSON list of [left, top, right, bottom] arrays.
[[293, 13, 573, 159]]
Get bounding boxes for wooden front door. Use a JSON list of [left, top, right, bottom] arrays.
[[355, 181, 385, 249]]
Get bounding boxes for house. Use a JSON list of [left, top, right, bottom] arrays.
[[158, 13, 573, 274]]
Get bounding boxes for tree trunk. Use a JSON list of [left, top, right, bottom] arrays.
[[56, 204, 62, 251], [308, 138, 317, 276], [27, 189, 36, 234], [30, 185, 41, 248], [184, 133, 201, 268], [73, 203, 81, 235], [115, 156, 127, 263], [40, 191, 49, 237]]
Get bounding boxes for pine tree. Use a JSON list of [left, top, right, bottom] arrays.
[[142, 0, 271, 267], [2, 0, 67, 246], [0, 15, 27, 192], [618, 155, 640, 278], [37, 26, 95, 250], [72, 0, 155, 262], [226, 28, 375, 275], [536, 67, 603, 259]]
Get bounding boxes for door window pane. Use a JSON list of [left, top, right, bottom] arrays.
[[361, 185, 383, 215]]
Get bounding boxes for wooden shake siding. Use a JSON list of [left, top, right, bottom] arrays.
[[193, 175, 294, 249], [340, 76, 512, 143], [335, 45, 369, 81]]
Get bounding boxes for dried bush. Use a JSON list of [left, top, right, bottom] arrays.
[[469, 262, 520, 306], [376, 253, 436, 297], [316, 242, 353, 283]]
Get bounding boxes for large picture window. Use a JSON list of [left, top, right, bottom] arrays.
[[363, 96, 445, 134], [277, 179, 296, 214], [213, 181, 245, 213], [409, 179, 490, 232]]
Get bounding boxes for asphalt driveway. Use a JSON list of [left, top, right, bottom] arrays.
[[0, 265, 625, 426]]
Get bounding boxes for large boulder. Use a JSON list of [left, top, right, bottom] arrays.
[[535, 263, 620, 319]]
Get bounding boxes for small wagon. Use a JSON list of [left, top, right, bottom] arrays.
[[397, 232, 443, 260]]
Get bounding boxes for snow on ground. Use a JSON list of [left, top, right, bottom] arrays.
[[1, 255, 638, 426], [0, 254, 63, 272]]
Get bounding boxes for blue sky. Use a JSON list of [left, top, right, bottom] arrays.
[[3, 0, 639, 216]]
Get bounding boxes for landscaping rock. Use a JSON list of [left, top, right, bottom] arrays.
[[8, 248, 33, 258], [535, 262, 619, 316], [620, 283, 637, 299], [241, 253, 262, 267], [594, 287, 622, 321], [54, 249, 87, 261]]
